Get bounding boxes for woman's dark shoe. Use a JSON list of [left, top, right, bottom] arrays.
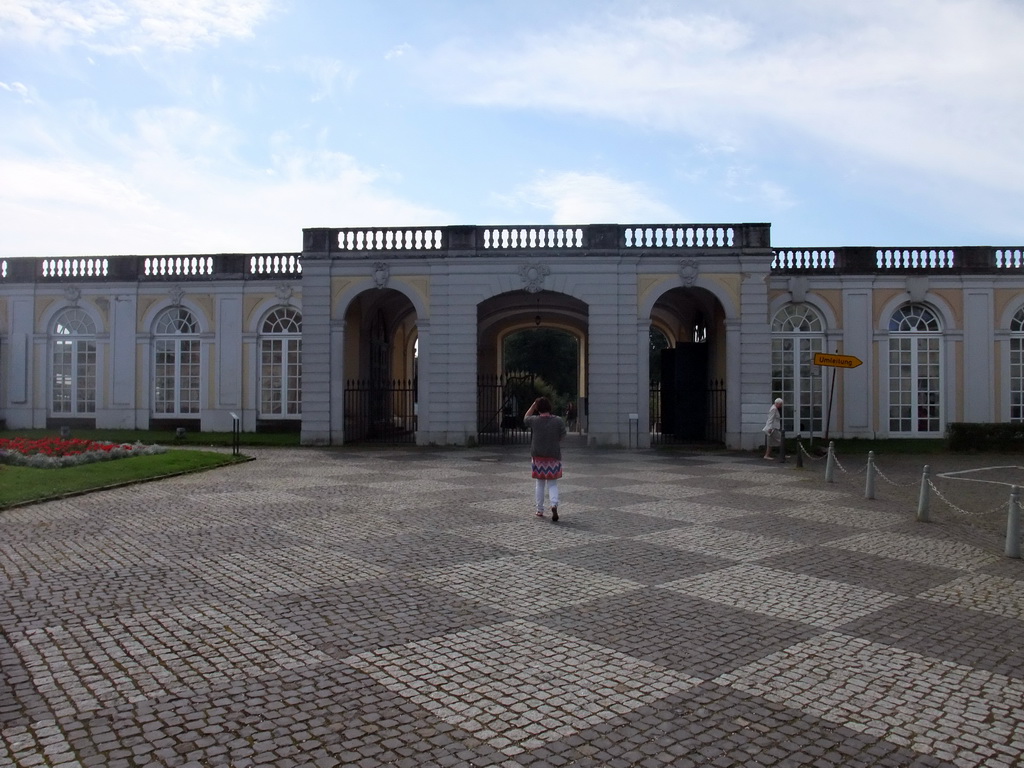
[[550, 506, 558, 522]]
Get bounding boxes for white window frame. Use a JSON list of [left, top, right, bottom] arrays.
[[771, 304, 825, 436], [1010, 307, 1024, 422], [153, 307, 201, 416], [258, 307, 302, 418], [50, 307, 97, 416], [887, 304, 942, 435]]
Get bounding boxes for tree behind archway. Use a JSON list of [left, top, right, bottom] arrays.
[[503, 329, 578, 401]]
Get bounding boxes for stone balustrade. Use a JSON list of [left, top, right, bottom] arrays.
[[771, 245, 1020, 274], [0, 253, 302, 283], [1, 223, 1022, 282], [997, 249, 1024, 268], [304, 222, 771, 255], [336, 228, 445, 251], [623, 225, 736, 248]]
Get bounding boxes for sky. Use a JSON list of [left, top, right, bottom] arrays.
[[2, 0, 1023, 258]]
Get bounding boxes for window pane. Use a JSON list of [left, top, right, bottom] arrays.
[[259, 323, 301, 418]]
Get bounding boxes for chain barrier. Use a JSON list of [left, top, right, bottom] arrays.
[[831, 452, 867, 476], [807, 445, 1018, 555], [797, 442, 828, 462], [926, 478, 1007, 519], [872, 465, 920, 488], [774, 442, 1015, 557]]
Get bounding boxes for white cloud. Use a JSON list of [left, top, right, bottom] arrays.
[[0, 81, 33, 103], [0, 0, 275, 52], [509, 171, 680, 224], [385, 44, 411, 61], [0, 109, 446, 257], [294, 57, 358, 103], [419, 1, 1024, 194]]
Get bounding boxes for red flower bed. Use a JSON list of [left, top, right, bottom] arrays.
[[0, 436, 135, 457]]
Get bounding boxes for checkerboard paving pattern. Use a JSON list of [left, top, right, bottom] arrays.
[[343, 619, 703, 756], [1, 445, 1022, 767], [714, 633, 1024, 767]]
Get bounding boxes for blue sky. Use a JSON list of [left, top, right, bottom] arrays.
[[2, 0, 1023, 257]]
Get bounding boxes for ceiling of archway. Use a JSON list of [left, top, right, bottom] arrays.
[[477, 290, 588, 338]]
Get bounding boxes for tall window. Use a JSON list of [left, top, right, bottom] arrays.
[[1011, 307, 1024, 422], [259, 307, 302, 417], [771, 304, 824, 435], [153, 307, 200, 415], [888, 304, 941, 434], [51, 308, 96, 415]]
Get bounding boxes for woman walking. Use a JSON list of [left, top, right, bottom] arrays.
[[763, 397, 783, 459], [524, 397, 567, 521]]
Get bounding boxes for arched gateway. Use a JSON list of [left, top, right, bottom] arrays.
[[5, 226, 1016, 446], [301, 223, 773, 448]]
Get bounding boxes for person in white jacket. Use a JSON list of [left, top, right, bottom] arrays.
[[762, 398, 783, 459]]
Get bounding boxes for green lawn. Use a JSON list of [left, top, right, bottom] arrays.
[[0, 449, 248, 509]]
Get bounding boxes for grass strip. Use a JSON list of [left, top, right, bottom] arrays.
[[0, 449, 247, 509]]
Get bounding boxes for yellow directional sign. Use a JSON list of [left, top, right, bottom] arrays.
[[813, 352, 863, 369]]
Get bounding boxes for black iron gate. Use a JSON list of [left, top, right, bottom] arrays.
[[344, 378, 417, 444], [650, 379, 726, 445], [477, 372, 536, 445]]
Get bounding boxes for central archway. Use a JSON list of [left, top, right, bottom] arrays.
[[477, 290, 588, 442]]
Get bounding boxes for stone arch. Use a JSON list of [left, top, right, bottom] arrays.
[[333, 277, 428, 325], [341, 287, 419, 442], [876, 294, 955, 333], [639, 274, 739, 322], [477, 290, 588, 438], [247, 296, 303, 333], [767, 294, 838, 332], [40, 301, 103, 336], [999, 298, 1024, 330], [646, 284, 728, 443], [141, 298, 210, 335]]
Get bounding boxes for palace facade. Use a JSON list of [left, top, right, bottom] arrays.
[[1, 223, 1022, 449]]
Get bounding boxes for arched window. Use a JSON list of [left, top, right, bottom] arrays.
[[771, 304, 825, 435], [259, 307, 302, 418], [888, 303, 942, 434], [51, 307, 97, 415], [153, 307, 200, 415], [1011, 307, 1024, 422]]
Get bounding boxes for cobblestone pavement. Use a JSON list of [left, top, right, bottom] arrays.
[[1, 443, 1023, 767]]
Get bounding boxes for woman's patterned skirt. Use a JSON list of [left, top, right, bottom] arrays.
[[531, 457, 563, 480]]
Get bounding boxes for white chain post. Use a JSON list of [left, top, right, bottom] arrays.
[[917, 465, 931, 522], [864, 451, 876, 499], [824, 441, 836, 483], [1006, 486, 1021, 559]]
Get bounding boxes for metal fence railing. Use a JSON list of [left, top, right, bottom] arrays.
[[650, 379, 726, 445], [343, 378, 417, 444], [477, 373, 536, 445]]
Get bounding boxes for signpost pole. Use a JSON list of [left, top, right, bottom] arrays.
[[825, 364, 836, 443], [812, 351, 863, 445]]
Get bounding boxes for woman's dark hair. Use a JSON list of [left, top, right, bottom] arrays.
[[535, 397, 552, 414]]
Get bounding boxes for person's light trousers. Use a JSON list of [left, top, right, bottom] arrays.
[[535, 479, 559, 510]]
